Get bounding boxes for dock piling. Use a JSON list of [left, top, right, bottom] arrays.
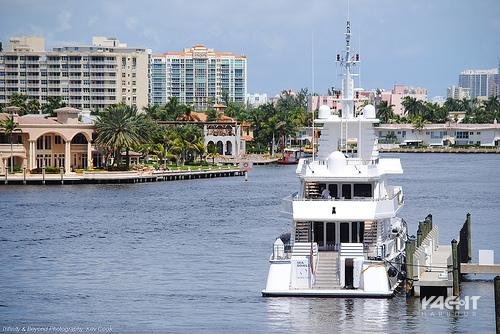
[[405, 237, 416, 296], [495, 276, 500, 333], [452, 239, 460, 296], [23, 167, 26, 185], [417, 224, 423, 247]]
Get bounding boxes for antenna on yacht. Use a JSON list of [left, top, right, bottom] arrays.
[[311, 32, 315, 161]]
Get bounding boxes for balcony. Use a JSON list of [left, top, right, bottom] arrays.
[[0, 143, 26, 155]]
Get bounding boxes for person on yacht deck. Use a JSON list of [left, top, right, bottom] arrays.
[[321, 188, 331, 199]]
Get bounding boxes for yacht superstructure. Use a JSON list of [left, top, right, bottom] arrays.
[[262, 21, 407, 298]]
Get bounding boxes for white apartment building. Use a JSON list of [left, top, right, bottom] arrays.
[[377, 123, 500, 147], [0, 36, 150, 111], [149, 55, 167, 105], [447, 85, 470, 100], [458, 68, 498, 99], [149, 45, 247, 110], [245, 93, 268, 107]]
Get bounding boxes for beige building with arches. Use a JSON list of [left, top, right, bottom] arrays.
[[0, 107, 96, 174]]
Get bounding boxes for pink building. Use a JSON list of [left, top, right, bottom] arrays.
[[387, 85, 427, 116], [307, 91, 372, 113], [308, 85, 427, 117]]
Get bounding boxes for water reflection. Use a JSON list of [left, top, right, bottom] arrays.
[[266, 297, 394, 333]]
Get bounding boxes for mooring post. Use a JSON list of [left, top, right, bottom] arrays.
[[23, 167, 26, 185], [417, 224, 423, 248], [60, 168, 64, 185], [466, 213, 472, 263], [495, 276, 500, 333], [405, 238, 416, 296], [451, 239, 460, 296], [244, 171, 248, 181], [42, 167, 46, 185], [4, 166, 8, 184]]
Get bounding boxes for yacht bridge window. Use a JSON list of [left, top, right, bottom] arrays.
[[307, 182, 373, 199]]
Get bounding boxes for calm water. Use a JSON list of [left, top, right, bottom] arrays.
[[0, 154, 498, 333]]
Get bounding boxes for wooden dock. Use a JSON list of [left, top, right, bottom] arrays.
[[1, 168, 245, 185], [461, 263, 500, 274], [407, 213, 500, 298], [406, 215, 454, 297]]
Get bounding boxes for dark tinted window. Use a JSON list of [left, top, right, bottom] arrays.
[[328, 184, 338, 198], [354, 184, 372, 197], [342, 184, 351, 199]]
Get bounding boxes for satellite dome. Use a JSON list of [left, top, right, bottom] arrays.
[[362, 104, 376, 119], [327, 151, 348, 174], [318, 105, 331, 119]]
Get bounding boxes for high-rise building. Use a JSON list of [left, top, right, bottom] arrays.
[[149, 55, 167, 105], [0, 36, 150, 111], [447, 85, 470, 100], [149, 45, 247, 110], [458, 68, 498, 99]]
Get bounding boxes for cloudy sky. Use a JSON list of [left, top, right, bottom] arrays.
[[0, 0, 499, 97]]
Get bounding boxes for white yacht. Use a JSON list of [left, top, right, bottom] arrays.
[[262, 21, 407, 298]]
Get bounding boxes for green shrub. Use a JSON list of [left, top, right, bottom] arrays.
[[30, 167, 61, 174]]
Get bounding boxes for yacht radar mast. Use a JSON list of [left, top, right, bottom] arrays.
[[336, 20, 360, 120]]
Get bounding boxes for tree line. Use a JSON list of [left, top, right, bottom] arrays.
[[376, 95, 500, 126], [1, 89, 312, 170]]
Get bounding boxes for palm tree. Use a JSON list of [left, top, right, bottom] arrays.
[[444, 97, 463, 112], [143, 104, 164, 120], [164, 97, 184, 121], [0, 114, 21, 173], [94, 104, 146, 169], [410, 115, 428, 142], [150, 143, 167, 168], [169, 136, 187, 165], [42, 96, 66, 116], [26, 99, 41, 114], [9, 93, 28, 115], [206, 142, 217, 164], [402, 96, 422, 118], [483, 95, 499, 122], [192, 138, 205, 163], [376, 101, 395, 124], [177, 104, 200, 122]]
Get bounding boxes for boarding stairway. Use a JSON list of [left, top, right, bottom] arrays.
[[304, 182, 320, 199], [363, 220, 378, 258], [313, 251, 340, 289], [294, 222, 310, 243]]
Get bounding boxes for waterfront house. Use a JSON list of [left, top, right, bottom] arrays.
[[159, 105, 250, 157], [0, 107, 97, 174]]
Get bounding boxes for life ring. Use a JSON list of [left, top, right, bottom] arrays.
[[243, 162, 249, 168]]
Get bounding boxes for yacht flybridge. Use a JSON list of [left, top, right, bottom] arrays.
[[262, 21, 407, 298]]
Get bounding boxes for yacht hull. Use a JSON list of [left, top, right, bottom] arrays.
[[261, 289, 395, 298]]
